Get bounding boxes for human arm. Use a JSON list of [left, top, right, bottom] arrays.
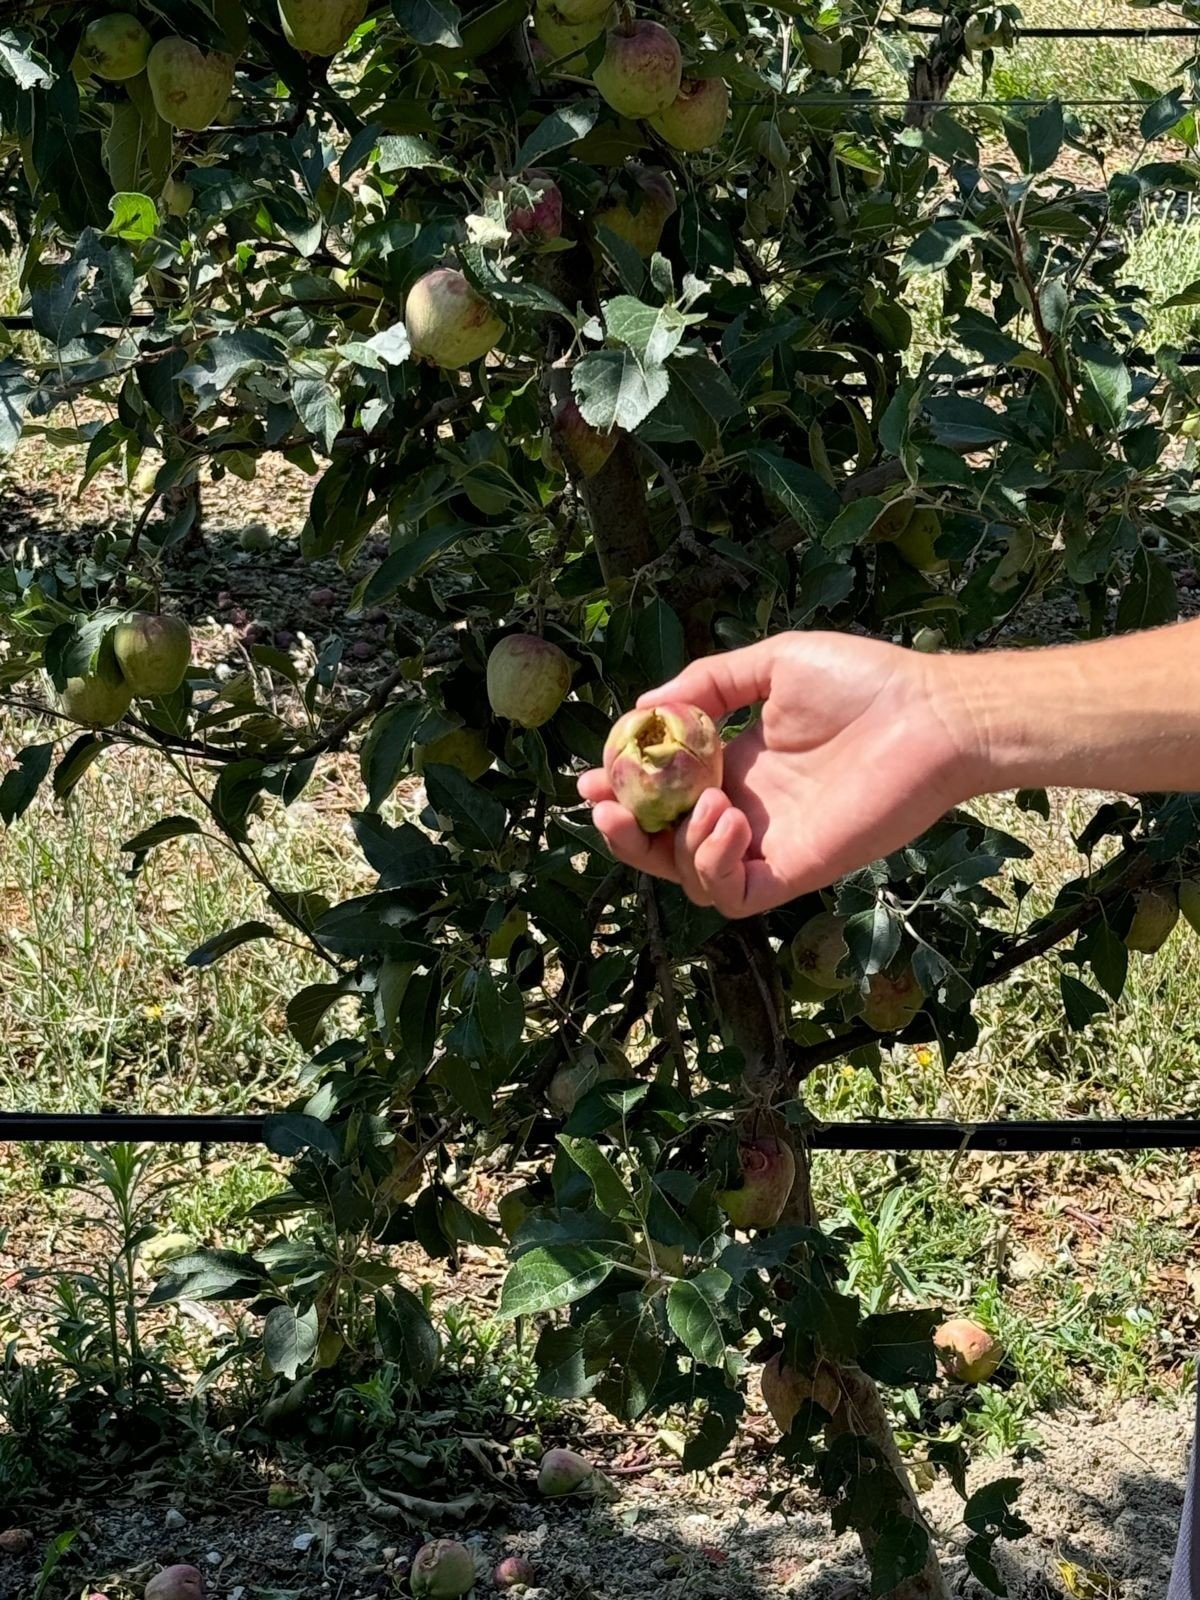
[[576, 620, 1200, 918]]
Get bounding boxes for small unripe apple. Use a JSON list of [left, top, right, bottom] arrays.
[[79, 12, 151, 80], [791, 911, 852, 991], [869, 496, 915, 542], [933, 1318, 1002, 1384], [911, 626, 945, 653], [553, 397, 617, 479], [537, 1447, 594, 1496], [593, 19, 682, 118], [1179, 879, 1200, 935], [533, 2, 606, 72], [406, 268, 505, 369], [859, 966, 925, 1032], [603, 702, 722, 834], [649, 75, 729, 151], [278, 0, 368, 56], [760, 1353, 840, 1432], [595, 166, 676, 257], [502, 171, 563, 243], [1124, 887, 1179, 953], [894, 509, 947, 574], [414, 726, 493, 780], [144, 1566, 206, 1600], [411, 1539, 476, 1599], [716, 1135, 796, 1229], [147, 37, 236, 131], [494, 1555, 536, 1590], [55, 663, 133, 728], [162, 176, 194, 217], [486, 633, 572, 727], [112, 613, 192, 697]]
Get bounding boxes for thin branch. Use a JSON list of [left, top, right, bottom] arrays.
[[642, 878, 691, 1099]]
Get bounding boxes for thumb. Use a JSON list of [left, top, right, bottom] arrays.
[[638, 641, 777, 722]]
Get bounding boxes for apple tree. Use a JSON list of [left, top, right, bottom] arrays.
[[1, 1, 1199, 1595]]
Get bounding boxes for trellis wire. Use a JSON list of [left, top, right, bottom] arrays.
[[4, 1112, 1200, 1152]]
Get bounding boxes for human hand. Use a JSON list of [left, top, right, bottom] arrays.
[[577, 631, 972, 918]]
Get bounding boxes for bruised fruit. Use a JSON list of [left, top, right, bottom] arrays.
[[791, 911, 852, 991], [860, 965, 925, 1031], [595, 166, 676, 257], [717, 1136, 796, 1229], [147, 37, 236, 131], [649, 75, 729, 151], [761, 1353, 840, 1432], [144, 1567, 206, 1600], [79, 13, 151, 80], [603, 703, 723, 834], [112, 613, 191, 696], [414, 726, 493, 780], [56, 663, 133, 728], [533, 2, 606, 71], [1124, 887, 1180, 953], [593, 19, 682, 117], [537, 1447, 595, 1496], [411, 1539, 476, 1599], [934, 1318, 1003, 1384], [494, 1556, 536, 1590], [501, 171, 563, 243], [486, 633, 571, 727], [279, 0, 368, 55], [406, 267, 505, 369], [553, 397, 617, 478]]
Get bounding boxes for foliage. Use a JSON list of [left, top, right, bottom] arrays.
[[3, 0, 1200, 1592]]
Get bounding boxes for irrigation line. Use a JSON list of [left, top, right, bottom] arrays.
[[881, 21, 1200, 38], [5, 1111, 1200, 1152]]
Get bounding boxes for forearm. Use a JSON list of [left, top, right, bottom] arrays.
[[942, 619, 1200, 799]]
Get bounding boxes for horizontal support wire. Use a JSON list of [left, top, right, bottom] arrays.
[[882, 21, 1200, 37], [4, 1112, 1200, 1152]]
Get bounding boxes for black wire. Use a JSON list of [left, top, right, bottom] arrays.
[[5, 1111, 1200, 1152], [881, 21, 1200, 37]]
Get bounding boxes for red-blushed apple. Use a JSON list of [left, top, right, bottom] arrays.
[[650, 75, 729, 151], [146, 38, 235, 131], [791, 911, 852, 991], [502, 171, 563, 243], [410, 1540, 476, 1599], [603, 702, 722, 834], [859, 965, 925, 1031], [486, 633, 571, 727], [933, 1318, 1003, 1384], [537, 1447, 595, 1495], [760, 1353, 840, 1432], [494, 1556, 537, 1589], [144, 1566, 205, 1600], [595, 166, 676, 257], [593, 19, 682, 117], [716, 1135, 796, 1229], [552, 396, 618, 478], [405, 268, 505, 368]]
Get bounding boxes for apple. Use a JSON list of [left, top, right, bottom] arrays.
[[911, 626, 945, 652], [933, 1318, 1002, 1384], [791, 911, 852, 991], [112, 613, 191, 697], [147, 38, 236, 132], [1124, 887, 1179, 953], [56, 663, 133, 728], [894, 509, 948, 574], [501, 171, 563, 243], [278, 0, 368, 56], [553, 0, 611, 22], [760, 1353, 840, 1432], [716, 1135, 796, 1229], [78, 13, 151, 80], [553, 397, 617, 479], [595, 166, 676, 257], [859, 965, 925, 1032], [533, 1, 607, 72], [494, 1556, 536, 1590], [414, 726, 493, 781], [405, 267, 505, 369], [649, 75, 729, 151], [486, 633, 571, 727], [162, 177, 194, 217], [869, 495, 915, 542], [537, 1447, 595, 1496], [593, 19, 682, 118], [411, 1540, 476, 1599], [603, 702, 723, 834], [144, 1568, 205, 1600]]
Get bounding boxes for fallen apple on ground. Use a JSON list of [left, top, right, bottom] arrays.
[[933, 1318, 1003, 1384]]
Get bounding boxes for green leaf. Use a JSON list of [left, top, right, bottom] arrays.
[[1060, 971, 1108, 1030], [1003, 99, 1063, 174], [899, 218, 982, 280], [666, 1269, 730, 1366], [0, 359, 35, 456], [1116, 546, 1177, 633], [869, 1516, 929, 1598], [746, 446, 841, 535], [603, 295, 694, 367], [106, 189, 158, 243], [633, 598, 686, 684], [286, 981, 349, 1050], [375, 1284, 442, 1382], [424, 764, 507, 852], [515, 104, 597, 169], [1141, 87, 1188, 141], [843, 904, 900, 978], [1078, 345, 1130, 431], [681, 1389, 741, 1471], [53, 734, 106, 803], [393, 0, 462, 46], [364, 523, 471, 603], [0, 30, 52, 88], [573, 348, 670, 433], [263, 1113, 342, 1160], [857, 1309, 938, 1385], [263, 1304, 320, 1380], [534, 1324, 596, 1399], [376, 133, 454, 173], [0, 742, 52, 824], [147, 1247, 269, 1304], [185, 919, 277, 968], [122, 815, 202, 857], [823, 497, 884, 550], [351, 813, 451, 886], [557, 1135, 636, 1218], [964, 1476, 1030, 1539], [499, 1244, 616, 1318], [361, 701, 424, 809]]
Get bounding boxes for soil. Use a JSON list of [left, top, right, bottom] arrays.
[[0, 1396, 1191, 1600]]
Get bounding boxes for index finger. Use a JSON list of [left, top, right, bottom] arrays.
[[636, 641, 776, 722]]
